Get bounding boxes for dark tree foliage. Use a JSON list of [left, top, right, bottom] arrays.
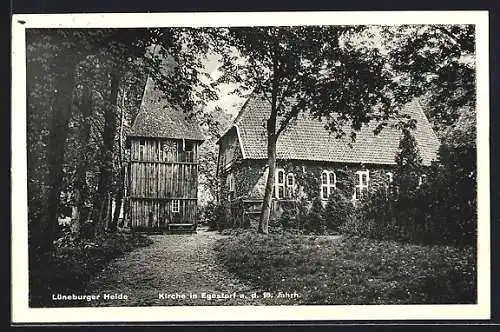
[[419, 108, 477, 246], [202, 201, 227, 231], [198, 106, 233, 205], [322, 191, 354, 232], [350, 118, 476, 247], [384, 25, 475, 135], [27, 28, 217, 255], [394, 128, 424, 195], [27, 29, 85, 253], [215, 26, 405, 234]]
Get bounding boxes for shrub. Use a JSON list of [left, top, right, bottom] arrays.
[[412, 160, 476, 246], [345, 122, 476, 247], [201, 201, 228, 231], [295, 197, 311, 232], [322, 191, 354, 232], [279, 209, 296, 229], [271, 201, 300, 233], [53, 225, 79, 248], [341, 129, 425, 242], [305, 197, 325, 234], [339, 208, 367, 237], [345, 188, 403, 241], [201, 201, 217, 230], [80, 220, 95, 239], [214, 203, 228, 231]]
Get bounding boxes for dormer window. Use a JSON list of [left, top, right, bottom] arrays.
[[321, 171, 336, 199]]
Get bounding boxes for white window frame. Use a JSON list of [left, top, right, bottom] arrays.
[[418, 174, 427, 187], [321, 170, 337, 200], [228, 173, 235, 192], [386, 172, 394, 184], [139, 139, 146, 159], [353, 170, 369, 201], [171, 199, 180, 213], [275, 169, 286, 199], [158, 141, 164, 161], [286, 172, 296, 199], [184, 140, 194, 162]]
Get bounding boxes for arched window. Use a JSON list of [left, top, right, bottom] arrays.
[[275, 169, 286, 199], [321, 170, 336, 199], [226, 173, 236, 200], [353, 170, 369, 200], [384, 171, 394, 197], [286, 173, 296, 198]]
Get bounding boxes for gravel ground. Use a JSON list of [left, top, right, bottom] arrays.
[[83, 226, 273, 306]]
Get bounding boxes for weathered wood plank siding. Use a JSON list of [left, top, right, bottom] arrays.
[[128, 137, 200, 228]]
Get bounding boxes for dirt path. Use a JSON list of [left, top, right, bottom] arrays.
[[84, 227, 265, 306]]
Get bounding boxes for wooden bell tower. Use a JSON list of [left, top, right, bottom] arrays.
[[125, 76, 205, 232]]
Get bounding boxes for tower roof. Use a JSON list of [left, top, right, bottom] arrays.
[[127, 76, 205, 141]]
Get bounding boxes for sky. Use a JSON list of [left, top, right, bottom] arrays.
[[145, 43, 246, 119], [199, 52, 246, 118]]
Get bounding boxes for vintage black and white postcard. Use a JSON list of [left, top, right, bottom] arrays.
[[11, 11, 490, 323]]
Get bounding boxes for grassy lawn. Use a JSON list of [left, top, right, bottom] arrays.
[[215, 231, 476, 305], [29, 232, 153, 307]]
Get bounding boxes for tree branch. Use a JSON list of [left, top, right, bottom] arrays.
[[275, 75, 297, 137], [276, 105, 300, 138], [435, 26, 474, 53]]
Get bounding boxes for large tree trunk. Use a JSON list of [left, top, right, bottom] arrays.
[[72, 85, 93, 232], [257, 30, 280, 234], [112, 166, 125, 229], [111, 86, 127, 230], [94, 68, 121, 234], [258, 34, 280, 234], [258, 91, 279, 233], [258, 135, 277, 234], [40, 55, 78, 253], [112, 162, 125, 231], [26, 53, 49, 256]]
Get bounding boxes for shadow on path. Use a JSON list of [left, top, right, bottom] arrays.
[[84, 226, 265, 306]]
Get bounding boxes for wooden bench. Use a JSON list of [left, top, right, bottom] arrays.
[[166, 223, 196, 233]]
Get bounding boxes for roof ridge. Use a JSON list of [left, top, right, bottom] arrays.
[[233, 92, 259, 124], [219, 95, 440, 166], [138, 76, 154, 112], [216, 92, 259, 145]]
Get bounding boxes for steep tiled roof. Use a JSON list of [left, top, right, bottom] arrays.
[[128, 76, 205, 141], [225, 94, 440, 166]]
